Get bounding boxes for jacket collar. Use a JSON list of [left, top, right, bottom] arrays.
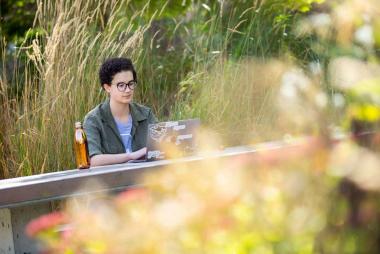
[[100, 99, 147, 140], [129, 101, 147, 137], [129, 102, 148, 122], [100, 99, 115, 123], [99, 99, 123, 147]]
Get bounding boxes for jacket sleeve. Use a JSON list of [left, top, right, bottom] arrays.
[[83, 115, 103, 158]]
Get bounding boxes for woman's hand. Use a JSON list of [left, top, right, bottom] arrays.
[[127, 147, 147, 160]]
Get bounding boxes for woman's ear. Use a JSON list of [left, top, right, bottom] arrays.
[[103, 83, 111, 93]]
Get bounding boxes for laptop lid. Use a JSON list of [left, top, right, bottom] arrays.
[[146, 118, 201, 160]]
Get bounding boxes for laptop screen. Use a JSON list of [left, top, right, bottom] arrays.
[[146, 119, 201, 160]]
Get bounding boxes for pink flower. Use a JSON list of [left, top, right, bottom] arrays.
[[115, 187, 148, 204], [25, 211, 68, 237]]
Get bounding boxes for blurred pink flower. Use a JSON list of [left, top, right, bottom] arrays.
[[114, 187, 148, 204], [25, 211, 68, 237]]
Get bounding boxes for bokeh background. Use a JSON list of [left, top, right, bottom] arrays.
[[1, 0, 380, 252]]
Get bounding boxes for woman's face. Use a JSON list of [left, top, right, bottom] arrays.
[[104, 70, 135, 105]]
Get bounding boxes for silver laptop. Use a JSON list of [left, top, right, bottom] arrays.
[[130, 118, 201, 162]]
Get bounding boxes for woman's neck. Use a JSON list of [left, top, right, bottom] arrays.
[[110, 100, 130, 121]]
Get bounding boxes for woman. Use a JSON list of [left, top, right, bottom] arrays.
[[84, 57, 157, 166]]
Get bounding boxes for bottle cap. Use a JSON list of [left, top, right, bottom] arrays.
[[75, 122, 82, 128]]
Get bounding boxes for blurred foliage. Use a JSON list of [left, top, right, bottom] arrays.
[[0, 0, 37, 45], [0, 0, 379, 252], [347, 79, 380, 122], [26, 132, 380, 253]]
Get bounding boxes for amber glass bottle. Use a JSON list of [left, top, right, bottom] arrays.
[[74, 122, 90, 169]]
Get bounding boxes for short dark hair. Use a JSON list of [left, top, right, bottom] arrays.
[[99, 57, 137, 86]]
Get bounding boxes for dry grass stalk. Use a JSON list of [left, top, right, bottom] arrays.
[[1, 0, 150, 177]]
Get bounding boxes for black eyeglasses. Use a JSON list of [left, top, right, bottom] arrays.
[[115, 80, 137, 92]]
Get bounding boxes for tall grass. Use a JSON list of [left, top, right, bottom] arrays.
[[172, 58, 288, 146], [0, 40, 15, 179], [166, 1, 316, 145], [1, 0, 155, 177], [1, 0, 322, 177]]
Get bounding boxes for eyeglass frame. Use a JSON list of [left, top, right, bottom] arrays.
[[114, 80, 138, 92]]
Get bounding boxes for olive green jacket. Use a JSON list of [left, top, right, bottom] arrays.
[[83, 99, 157, 157]]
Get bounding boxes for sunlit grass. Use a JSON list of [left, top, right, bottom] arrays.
[[1, 0, 379, 178], [1, 0, 306, 177], [2, 0, 380, 252], [1, 0, 152, 176]]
